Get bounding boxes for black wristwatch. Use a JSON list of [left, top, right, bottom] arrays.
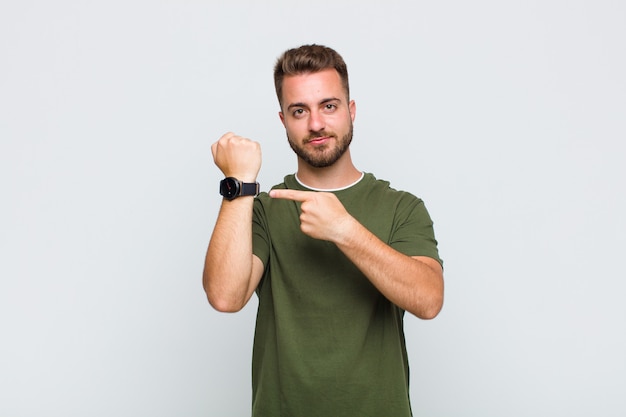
[[219, 177, 259, 200]]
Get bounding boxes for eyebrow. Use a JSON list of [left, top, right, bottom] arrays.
[[286, 97, 342, 110]]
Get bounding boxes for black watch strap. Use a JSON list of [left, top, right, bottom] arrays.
[[240, 181, 259, 197]]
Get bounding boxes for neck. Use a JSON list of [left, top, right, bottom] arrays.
[[295, 150, 361, 190]]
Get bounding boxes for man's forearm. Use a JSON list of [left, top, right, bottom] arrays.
[[334, 216, 444, 319], [203, 198, 256, 312]]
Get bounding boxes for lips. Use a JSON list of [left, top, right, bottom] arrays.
[[305, 135, 333, 146], [309, 137, 329, 145]]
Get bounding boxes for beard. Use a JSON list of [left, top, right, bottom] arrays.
[[287, 123, 353, 168]]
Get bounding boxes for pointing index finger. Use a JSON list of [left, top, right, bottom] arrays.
[[269, 189, 314, 201]]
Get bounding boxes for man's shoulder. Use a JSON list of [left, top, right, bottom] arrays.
[[360, 173, 423, 202]]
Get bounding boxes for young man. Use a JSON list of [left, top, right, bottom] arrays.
[[204, 44, 443, 417]]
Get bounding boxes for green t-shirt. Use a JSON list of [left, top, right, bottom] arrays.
[[251, 173, 441, 417]]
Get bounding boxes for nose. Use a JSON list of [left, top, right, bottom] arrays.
[[307, 109, 325, 132]]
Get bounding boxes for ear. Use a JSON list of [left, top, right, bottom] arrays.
[[349, 100, 356, 122], [279, 111, 285, 126]]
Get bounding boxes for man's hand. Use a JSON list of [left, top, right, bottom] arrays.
[[211, 132, 262, 181], [269, 189, 355, 243]]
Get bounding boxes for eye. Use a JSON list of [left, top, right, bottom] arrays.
[[323, 103, 337, 112], [292, 108, 305, 118]]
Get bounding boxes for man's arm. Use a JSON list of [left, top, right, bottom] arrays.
[[269, 189, 444, 319], [202, 133, 264, 312], [335, 225, 443, 319]]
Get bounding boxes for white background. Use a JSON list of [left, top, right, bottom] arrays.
[[1, 1, 625, 416]]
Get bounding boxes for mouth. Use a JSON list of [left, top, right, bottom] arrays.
[[306, 136, 333, 146]]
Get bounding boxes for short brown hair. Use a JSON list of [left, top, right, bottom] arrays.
[[274, 44, 350, 106]]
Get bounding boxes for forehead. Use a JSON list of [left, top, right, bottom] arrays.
[[281, 69, 345, 104]]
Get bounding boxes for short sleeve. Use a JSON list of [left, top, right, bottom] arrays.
[[389, 195, 443, 267], [252, 194, 271, 268]]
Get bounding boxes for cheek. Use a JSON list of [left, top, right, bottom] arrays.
[[283, 124, 299, 142], [285, 120, 306, 137]]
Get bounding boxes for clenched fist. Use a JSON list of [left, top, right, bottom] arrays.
[[211, 132, 262, 182]]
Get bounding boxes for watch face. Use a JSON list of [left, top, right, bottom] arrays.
[[220, 177, 239, 200]]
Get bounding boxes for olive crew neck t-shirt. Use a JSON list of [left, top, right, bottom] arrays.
[[250, 173, 441, 417]]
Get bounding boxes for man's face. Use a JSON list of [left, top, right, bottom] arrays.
[[279, 69, 356, 168]]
